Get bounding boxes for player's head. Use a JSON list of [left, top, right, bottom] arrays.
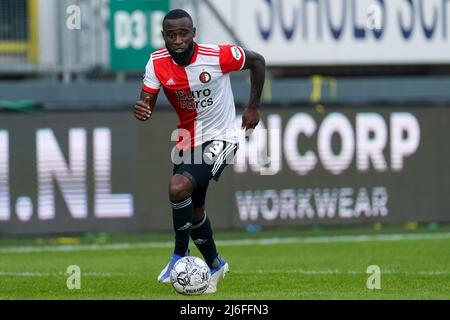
[[162, 9, 196, 66]]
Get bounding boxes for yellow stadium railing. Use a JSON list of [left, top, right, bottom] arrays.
[[0, 0, 39, 63]]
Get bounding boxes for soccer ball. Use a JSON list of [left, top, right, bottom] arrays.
[[170, 256, 211, 295]]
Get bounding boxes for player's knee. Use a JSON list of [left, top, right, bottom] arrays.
[[169, 175, 193, 202]]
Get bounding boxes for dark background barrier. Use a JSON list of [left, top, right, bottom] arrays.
[[0, 106, 449, 235]]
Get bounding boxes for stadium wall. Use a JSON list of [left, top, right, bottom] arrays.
[[0, 105, 449, 235]]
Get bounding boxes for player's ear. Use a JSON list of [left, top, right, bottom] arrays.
[[161, 30, 165, 40], [192, 27, 196, 38]]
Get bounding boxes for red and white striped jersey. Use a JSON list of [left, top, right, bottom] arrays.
[[142, 42, 246, 149]]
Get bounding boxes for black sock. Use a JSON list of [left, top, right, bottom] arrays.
[[171, 197, 193, 256], [190, 213, 219, 268]]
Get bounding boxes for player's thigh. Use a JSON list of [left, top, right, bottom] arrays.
[[173, 162, 211, 189], [173, 141, 238, 187], [205, 140, 238, 182]]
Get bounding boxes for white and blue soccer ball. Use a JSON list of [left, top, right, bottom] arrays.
[[170, 256, 211, 295]]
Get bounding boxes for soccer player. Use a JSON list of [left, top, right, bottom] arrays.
[[133, 9, 265, 293]]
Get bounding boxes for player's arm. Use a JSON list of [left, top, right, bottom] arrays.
[[136, 54, 161, 121], [134, 90, 158, 121], [241, 49, 266, 132]]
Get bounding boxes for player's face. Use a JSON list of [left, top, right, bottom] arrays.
[[162, 17, 196, 54]]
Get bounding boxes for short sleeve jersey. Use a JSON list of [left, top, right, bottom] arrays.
[[142, 43, 246, 149]]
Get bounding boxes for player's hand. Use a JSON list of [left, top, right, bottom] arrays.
[[241, 106, 260, 138], [134, 96, 152, 121]]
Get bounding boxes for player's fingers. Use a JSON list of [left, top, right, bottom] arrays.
[[136, 113, 149, 121], [134, 105, 151, 115], [135, 112, 151, 121], [134, 110, 143, 119], [134, 102, 150, 111], [135, 108, 150, 117], [134, 109, 151, 120], [135, 100, 151, 109]]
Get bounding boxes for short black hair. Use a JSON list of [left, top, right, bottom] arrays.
[[163, 9, 193, 25]]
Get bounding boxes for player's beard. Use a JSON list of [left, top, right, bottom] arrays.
[[167, 41, 195, 66]]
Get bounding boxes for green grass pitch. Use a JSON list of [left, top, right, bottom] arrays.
[[0, 225, 449, 299]]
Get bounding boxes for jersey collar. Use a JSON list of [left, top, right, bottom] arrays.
[[189, 42, 199, 65]]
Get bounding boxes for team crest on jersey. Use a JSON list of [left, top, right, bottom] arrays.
[[199, 71, 211, 84], [231, 46, 242, 61]]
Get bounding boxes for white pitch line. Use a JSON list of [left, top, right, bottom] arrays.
[[0, 232, 449, 254], [0, 271, 124, 277], [232, 269, 450, 276], [1, 269, 448, 277]]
